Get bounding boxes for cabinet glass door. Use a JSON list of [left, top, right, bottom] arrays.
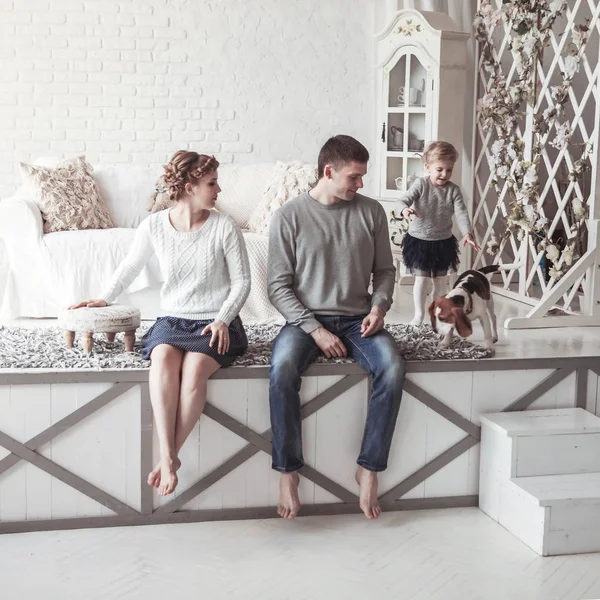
[[381, 47, 432, 199]]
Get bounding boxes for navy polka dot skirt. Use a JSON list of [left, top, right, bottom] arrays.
[[141, 316, 248, 367]]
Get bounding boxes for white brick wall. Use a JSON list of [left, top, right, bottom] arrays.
[[0, 0, 375, 198]]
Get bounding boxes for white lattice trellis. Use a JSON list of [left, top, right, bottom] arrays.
[[472, 0, 600, 328]]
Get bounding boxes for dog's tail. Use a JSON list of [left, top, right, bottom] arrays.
[[478, 263, 522, 276]]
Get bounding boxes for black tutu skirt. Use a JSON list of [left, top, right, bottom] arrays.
[[401, 233, 460, 277], [141, 315, 248, 367]]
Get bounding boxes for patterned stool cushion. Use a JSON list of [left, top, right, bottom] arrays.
[[59, 304, 141, 333]]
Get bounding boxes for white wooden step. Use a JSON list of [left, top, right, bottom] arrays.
[[513, 472, 600, 506], [496, 473, 600, 556], [480, 408, 600, 479], [479, 409, 600, 555], [480, 408, 600, 437]]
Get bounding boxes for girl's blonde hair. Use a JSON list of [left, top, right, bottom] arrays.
[[163, 150, 219, 202], [423, 141, 459, 165]]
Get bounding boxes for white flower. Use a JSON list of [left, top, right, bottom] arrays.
[[549, 0, 567, 15], [549, 121, 572, 150], [523, 204, 537, 225], [550, 85, 562, 101], [514, 52, 524, 75], [510, 87, 521, 103], [479, 3, 503, 29], [522, 35, 537, 57], [516, 189, 528, 204], [517, 229, 526, 241], [535, 216, 549, 230], [573, 27, 587, 48], [549, 265, 562, 279], [486, 233, 499, 256], [479, 92, 495, 109], [496, 164, 509, 179], [564, 55, 580, 79], [546, 244, 560, 262], [562, 247, 574, 266], [491, 140, 503, 157], [523, 164, 538, 188], [507, 145, 517, 161], [572, 197, 586, 219], [543, 106, 555, 120]]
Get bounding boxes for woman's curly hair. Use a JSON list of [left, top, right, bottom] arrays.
[[162, 150, 220, 202]]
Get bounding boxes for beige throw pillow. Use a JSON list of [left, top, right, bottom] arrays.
[[20, 156, 114, 234], [247, 161, 317, 235]]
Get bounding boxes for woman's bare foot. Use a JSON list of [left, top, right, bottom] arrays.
[[277, 472, 300, 519], [355, 466, 382, 520], [148, 457, 181, 489], [155, 456, 180, 496]]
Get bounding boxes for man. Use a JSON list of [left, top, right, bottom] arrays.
[[267, 135, 405, 520]]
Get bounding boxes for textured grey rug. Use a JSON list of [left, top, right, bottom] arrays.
[[0, 323, 492, 370]]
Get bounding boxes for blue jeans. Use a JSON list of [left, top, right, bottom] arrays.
[[269, 315, 406, 473]]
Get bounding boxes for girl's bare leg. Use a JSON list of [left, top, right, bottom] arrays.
[[147, 344, 184, 496]]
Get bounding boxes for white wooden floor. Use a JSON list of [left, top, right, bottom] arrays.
[[2, 507, 600, 599]]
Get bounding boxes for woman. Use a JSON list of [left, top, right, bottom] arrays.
[[71, 151, 251, 496]]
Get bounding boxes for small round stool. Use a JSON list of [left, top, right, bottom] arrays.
[[59, 304, 141, 354]]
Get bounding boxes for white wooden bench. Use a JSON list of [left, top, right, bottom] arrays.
[[0, 355, 594, 534]]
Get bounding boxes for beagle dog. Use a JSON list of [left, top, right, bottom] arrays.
[[428, 264, 516, 352]]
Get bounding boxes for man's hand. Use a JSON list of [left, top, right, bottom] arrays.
[[201, 319, 230, 354], [310, 327, 347, 358], [69, 299, 108, 309], [361, 306, 385, 338], [462, 233, 481, 252], [401, 207, 419, 221]]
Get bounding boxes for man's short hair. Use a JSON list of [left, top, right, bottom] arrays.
[[317, 135, 369, 178]]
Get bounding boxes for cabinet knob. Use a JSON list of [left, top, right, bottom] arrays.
[[381, 122, 386, 143]]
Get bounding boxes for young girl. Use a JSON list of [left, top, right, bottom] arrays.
[[70, 150, 251, 496], [396, 141, 480, 326]]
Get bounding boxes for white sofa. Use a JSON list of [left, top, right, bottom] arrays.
[[0, 160, 284, 323]]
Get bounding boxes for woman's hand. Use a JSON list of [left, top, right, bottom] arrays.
[[201, 319, 230, 354], [401, 207, 419, 221], [69, 299, 108, 310], [462, 233, 481, 252]]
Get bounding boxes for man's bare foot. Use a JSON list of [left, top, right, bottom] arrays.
[[147, 457, 181, 489], [277, 472, 300, 519], [155, 456, 179, 496], [355, 466, 382, 520]]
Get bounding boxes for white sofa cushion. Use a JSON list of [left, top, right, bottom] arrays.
[[241, 231, 283, 324], [94, 164, 162, 229], [41, 227, 162, 307], [215, 163, 274, 229]]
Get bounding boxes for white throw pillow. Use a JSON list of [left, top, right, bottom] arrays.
[[247, 161, 317, 236], [215, 163, 274, 228]]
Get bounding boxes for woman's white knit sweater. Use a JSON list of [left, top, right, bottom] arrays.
[[101, 209, 251, 325]]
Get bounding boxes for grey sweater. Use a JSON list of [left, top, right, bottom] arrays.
[[395, 177, 472, 241], [267, 192, 396, 334]]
